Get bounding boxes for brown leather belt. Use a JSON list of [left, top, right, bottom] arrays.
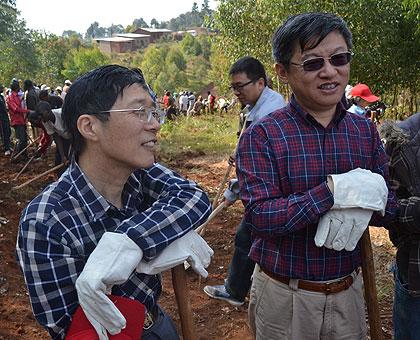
[[261, 268, 359, 295]]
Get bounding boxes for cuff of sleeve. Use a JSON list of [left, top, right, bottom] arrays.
[[308, 181, 334, 216]]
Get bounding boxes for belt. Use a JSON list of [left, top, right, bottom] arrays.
[[143, 305, 158, 330], [261, 268, 359, 295]]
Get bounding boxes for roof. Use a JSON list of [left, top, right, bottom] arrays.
[[138, 28, 171, 33], [117, 33, 150, 39], [95, 37, 134, 42]]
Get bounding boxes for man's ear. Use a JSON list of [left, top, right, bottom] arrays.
[[77, 114, 101, 142], [275, 63, 289, 84]]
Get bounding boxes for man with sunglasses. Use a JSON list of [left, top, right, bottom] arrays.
[[16, 64, 213, 339], [236, 13, 397, 339], [204, 56, 286, 307]]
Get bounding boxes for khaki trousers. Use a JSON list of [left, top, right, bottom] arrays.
[[248, 265, 367, 340]]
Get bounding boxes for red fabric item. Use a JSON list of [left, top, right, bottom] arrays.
[[6, 91, 29, 126], [65, 296, 145, 340], [38, 125, 52, 154]]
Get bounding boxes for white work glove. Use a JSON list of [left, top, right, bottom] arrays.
[[75, 232, 143, 339], [223, 178, 240, 203], [136, 230, 213, 278], [315, 208, 373, 251], [330, 168, 388, 214]]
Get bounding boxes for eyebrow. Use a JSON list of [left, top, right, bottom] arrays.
[[302, 46, 348, 59]]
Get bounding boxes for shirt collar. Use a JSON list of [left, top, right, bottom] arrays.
[[289, 94, 346, 128], [68, 162, 143, 221]]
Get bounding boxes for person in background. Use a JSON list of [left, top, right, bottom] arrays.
[[24, 79, 40, 140], [0, 83, 12, 155], [39, 88, 64, 109], [204, 56, 286, 307], [7, 81, 30, 159], [16, 64, 213, 339], [34, 101, 71, 166], [379, 114, 420, 340], [347, 83, 380, 121], [237, 13, 397, 339], [61, 79, 72, 100]]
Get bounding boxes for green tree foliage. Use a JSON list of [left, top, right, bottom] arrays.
[[32, 32, 70, 86], [166, 46, 187, 71], [140, 34, 212, 95], [167, 1, 214, 31], [0, 18, 38, 85], [85, 21, 107, 39], [62, 30, 83, 39], [0, 0, 16, 39], [212, 0, 419, 112], [62, 47, 110, 80]]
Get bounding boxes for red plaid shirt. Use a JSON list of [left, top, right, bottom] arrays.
[[236, 95, 397, 280]]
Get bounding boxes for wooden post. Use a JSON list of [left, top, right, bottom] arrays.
[[360, 229, 383, 340], [172, 265, 197, 340]]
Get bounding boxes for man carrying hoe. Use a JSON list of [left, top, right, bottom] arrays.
[[204, 56, 286, 306]]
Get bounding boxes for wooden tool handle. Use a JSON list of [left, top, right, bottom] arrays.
[[172, 265, 197, 340], [360, 229, 383, 340]]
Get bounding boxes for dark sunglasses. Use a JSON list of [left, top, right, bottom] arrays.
[[290, 51, 353, 72]]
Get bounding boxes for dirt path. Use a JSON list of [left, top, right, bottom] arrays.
[[0, 150, 395, 339]]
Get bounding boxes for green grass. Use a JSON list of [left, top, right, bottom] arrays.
[[158, 114, 238, 159]]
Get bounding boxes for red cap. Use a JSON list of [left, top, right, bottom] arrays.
[[350, 83, 380, 103], [66, 295, 145, 340]]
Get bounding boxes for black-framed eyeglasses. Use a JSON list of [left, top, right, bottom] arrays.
[[93, 106, 164, 124], [290, 51, 353, 72], [229, 79, 255, 92]]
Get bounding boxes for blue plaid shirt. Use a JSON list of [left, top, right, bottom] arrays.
[[16, 161, 211, 339], [236, 95, 397, 281]]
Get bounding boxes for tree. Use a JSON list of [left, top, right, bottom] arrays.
[[166, 46, 187, 71], [62, 47, 110, 80], [62, 30, 82, 39], [150, 18, 159, 29], [132, 17, 149, 29], [107, 24, 124, 36], [0, 18, 38, 85], [211, 0, 419, 111], [85, 21, 106, 39], [33, 32, 70, 86], [0, 0, 17, 39]]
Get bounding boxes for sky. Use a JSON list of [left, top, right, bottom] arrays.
[[14, 0, 218, 36]]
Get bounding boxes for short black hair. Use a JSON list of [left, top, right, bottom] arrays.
[[62, 64, 149, 159], [35, 100, 52, 115], [229, 56, 267, 86], [272, 12, 352, 67], [23, 79, 33, 91], [10, 81, 20, 92], [39, 89, 49, 100]]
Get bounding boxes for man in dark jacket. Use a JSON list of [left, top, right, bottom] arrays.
[[379, 114, 420, 340], [0, 83, 12, 155]]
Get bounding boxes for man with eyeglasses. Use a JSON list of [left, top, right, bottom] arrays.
[[16, 64, 213, 340], [204, 56, 286, 307], [236, 13, 397, 339]]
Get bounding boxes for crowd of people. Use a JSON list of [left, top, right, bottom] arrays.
[[1, 11, 419, 340], [161, 89, 235, 120], [0, 78, 72, 165]]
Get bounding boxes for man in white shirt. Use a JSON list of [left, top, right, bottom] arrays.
[[35, 100, 71, 165]]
